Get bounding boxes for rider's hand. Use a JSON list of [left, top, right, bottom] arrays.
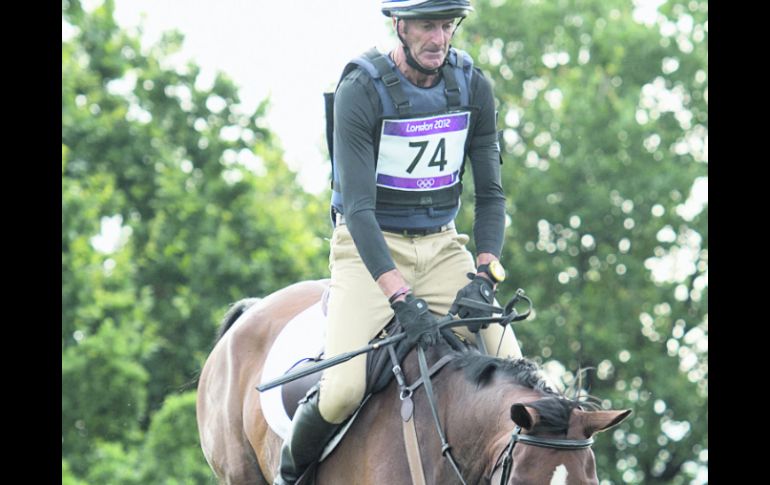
[[449, 273, 496, 332], [391, 293, 441, 349]]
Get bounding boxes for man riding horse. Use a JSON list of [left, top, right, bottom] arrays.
[[274, 1, 522, 483]]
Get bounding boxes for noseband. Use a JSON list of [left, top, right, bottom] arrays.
[[495, 425, 594, 485]]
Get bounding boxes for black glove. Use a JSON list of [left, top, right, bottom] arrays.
[[449, 273, 496, 332], [391, 293, 441, 349]]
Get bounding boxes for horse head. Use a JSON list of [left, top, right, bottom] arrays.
[[488, 397, 631, 485], [439, 352, 630, 485]]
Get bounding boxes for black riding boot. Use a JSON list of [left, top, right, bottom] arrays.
[[273, 387, 339, 485]]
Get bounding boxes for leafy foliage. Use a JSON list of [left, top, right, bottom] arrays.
[[62, 0, 329, 481], [457, 1, 708, 483], [139, 392, 213, 484]]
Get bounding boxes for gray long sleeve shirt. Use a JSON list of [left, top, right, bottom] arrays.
[[333, 65, 506, 280]]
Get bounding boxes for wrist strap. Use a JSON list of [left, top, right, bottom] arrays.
[[475, 264, 497, 284], [476, 263, 491, 275], [389, 286, 411, 304]]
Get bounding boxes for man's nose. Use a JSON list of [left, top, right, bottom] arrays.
[[427, 28, 448, 47]]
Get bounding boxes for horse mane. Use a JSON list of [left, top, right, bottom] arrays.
[[451, 352, 556, 393], [450, 351, 600, 435]]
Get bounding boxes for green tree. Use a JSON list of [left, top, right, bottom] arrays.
[[63, 460, 89, 485], [61, 320, 149, 475], [84, 441, 142, 485], [457, 0, 707, 483], [63, 0, 330, 481], [140, 392, 214, 484]]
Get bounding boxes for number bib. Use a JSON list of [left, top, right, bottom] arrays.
[[376, 111, 470, 191]]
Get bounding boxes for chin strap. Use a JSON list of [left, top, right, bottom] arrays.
[[403, 44, 444, 75]]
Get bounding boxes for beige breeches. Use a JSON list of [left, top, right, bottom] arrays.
[[317, 225, 522, 423]]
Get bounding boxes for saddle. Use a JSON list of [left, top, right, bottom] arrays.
[[259, 288, 417, 437], [279, 288, 471, 420], [279, 314, 415, 420]]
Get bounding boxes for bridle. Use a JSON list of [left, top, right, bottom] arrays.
[[493, 425, 595, 485]]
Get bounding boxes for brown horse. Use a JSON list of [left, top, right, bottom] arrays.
[[197, 280, 631, 484]]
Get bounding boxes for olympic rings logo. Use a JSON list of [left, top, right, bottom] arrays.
[[416, 178, 436, 189]]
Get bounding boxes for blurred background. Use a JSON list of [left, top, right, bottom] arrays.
[[62, 0, 707, 483]]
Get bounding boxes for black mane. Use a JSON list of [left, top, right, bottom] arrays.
[[451, 352, 557, 394], [450, 352, 597, 435]]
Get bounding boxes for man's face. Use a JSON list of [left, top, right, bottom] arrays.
[[397, 18, 457, 70]]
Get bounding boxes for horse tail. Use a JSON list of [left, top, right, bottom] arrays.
[[216, 298, 261, 343]]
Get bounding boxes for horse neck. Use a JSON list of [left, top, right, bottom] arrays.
[[429, 359, 546, 481], [461, 375, 543, 433]]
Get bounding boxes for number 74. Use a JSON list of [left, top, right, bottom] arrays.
[[406, 138, 447, 173]]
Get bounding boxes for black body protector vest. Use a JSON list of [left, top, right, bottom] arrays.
[[326, 47, 478, 230]]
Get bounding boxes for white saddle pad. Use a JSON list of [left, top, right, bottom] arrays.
[[259, 300, 326, 441], [258, 296, 372, 462]]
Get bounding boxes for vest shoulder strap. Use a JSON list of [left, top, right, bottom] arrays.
[[440, 63, 461, 111], [362, 48, 411, 116]]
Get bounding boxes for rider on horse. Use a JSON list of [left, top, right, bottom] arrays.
[[274, 1, 523, 483]]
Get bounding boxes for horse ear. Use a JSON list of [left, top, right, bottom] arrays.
[[572, 409, 632, 437], [510, 403, 540, 430]]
